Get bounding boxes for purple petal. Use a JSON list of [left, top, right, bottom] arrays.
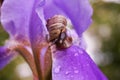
[[42, 0, 65, 20], [35, 0, 93, 39], [36, 0, 66, 36], [39, 0, 93, 36], [29, 0, 47, 45], [0, 46, 15, 70], [29, 9, 45, 44], [52, 0, 93, 36], [52, 45, 107, 80], [1, 0, 34, 38]]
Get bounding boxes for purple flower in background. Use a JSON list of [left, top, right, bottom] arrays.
[[0, 0, 108, 80]]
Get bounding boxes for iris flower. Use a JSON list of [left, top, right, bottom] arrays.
[[0, 0, 107, 80]]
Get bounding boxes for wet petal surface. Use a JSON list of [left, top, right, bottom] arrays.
[[52, 45, 107, 80]]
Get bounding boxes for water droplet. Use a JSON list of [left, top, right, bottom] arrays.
[[74, 53, 79, 56], [65, 71, 70, 75], [83, 63, 89, 67], [74, 70, 79, 73], [54, 66, 61, 73], [70, 75, 74, 78]]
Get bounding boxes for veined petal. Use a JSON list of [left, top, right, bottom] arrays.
[[0, 46, 15, 70], [52, 0, 93, 36], [1, 0, 34, 38], [29, 0, 47, 45], [29, 8, 45, 44], [52, 45, 107, 80]]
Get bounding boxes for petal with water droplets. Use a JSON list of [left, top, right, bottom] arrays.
[[52, 45, 107, 80]]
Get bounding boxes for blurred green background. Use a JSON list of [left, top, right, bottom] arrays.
[[0, 0, 120, 80], [91, 1, 120, 80]]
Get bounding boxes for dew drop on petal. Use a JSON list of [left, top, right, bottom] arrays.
[[65, 71, 70, 75], [74, 70, 79, 73], [84, 63, 89, 67], [54, 65, 61, 73], [78, 50, 83, 54], [70, 75, 74, 78], [74, 53, 79, 56]]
